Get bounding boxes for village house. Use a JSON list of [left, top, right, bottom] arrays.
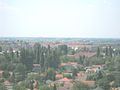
[[59, 62, 81, 73], [112, 87, 120, 90], [67, 51, 96, 58], [76, 71, 87, 81], [85, 64, 105, 74], [81, 80, 96, 88], [55, 77, 73, 90], [4, 80, 13, 90], [32, 64, 41, 72], [55, 77, 72, 85], [55, 74, 63, 80]]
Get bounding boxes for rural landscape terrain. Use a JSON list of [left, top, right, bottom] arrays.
[[0, 37, 120, 90]]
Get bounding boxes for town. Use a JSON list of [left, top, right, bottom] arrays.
[[0, 38, 120, 90]]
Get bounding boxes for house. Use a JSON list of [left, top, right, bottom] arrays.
[[56, 78, 73, 90], [32, 64, 41, 72], [4, 80, 13, 90], [33, 80, 39, 90], [60, 62, 78, 67], [85, 64, 105, 74], [76, 72, 87, 81], [56, 74, 63, 80], [67, 52, 96, 58], [55, 78, 72, 84], [80, 80, 96, 88], [112, 87, 120, 90], [59, 62, 81, 73]]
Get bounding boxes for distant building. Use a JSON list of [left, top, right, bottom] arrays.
[[32, 64, 41, 72]]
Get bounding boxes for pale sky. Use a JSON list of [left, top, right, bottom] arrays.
[[0, 0, 120, 38]]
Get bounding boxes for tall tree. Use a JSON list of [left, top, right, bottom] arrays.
[[16, 51, 19, 58], [109, 46, 113, 57], [20, 48, 34, 71], [72, 81, 89, 90], [105, 46, 109, 56], [0, 46, 2, 52], [78, 56, 84, 64], [97, 47, 100, 57], [58, 45, 68, 55], [34, 43, 41, 64]]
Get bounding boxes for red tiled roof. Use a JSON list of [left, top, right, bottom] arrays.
[[68, 52, 96, 58], [4, 80, 12, 86], [56, 74, 63, 79], [57, 78, 72, 82], [81, 80, 95, 87], [33, 64, 40, 67], [60, 62, 78, 67]]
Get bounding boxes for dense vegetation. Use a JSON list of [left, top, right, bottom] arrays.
[[0, 39, 120, 90]]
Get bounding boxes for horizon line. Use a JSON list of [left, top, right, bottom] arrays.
[[0, 36, 120, 39]]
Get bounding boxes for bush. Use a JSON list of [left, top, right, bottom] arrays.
[[63, 74, 72, 79], [2, 71, 10, 78]]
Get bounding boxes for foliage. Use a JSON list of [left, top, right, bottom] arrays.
[[0, 46, 2, 52], [97, 47, 100, 57], [58, 45, 68, 55], [39, 85, 54, 90], [72, 68, 78, 78], [2, 71, 10, 78], [20, 48, 34, 71], [63, 73, 72, 79], [15, 63, 26, 75], [45, 68, 56, 81], [0, 84, 7, 90], [72, 81, 90, 90], [13, 82, 27, 90], [96, 76, 110, 90]]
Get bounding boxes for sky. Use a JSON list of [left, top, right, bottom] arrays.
[[0, 0, 120, 38]]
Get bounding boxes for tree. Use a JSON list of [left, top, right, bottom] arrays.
[[97, 47, 100, 57], [2, 71, 10, 78], [0, 46, 2, 52], [9, 47, 14, 60], [29, 80, 34, 90], [16, 51, 19, 58], [111, 71, 120, 87], [105, 46, 109, 56], [72, 68, 78, 78], [4, 51, 11, 62], [109, 46, 113, 57], [58, 45, 68, 55], [15, 63, 26, 75], [9, 72, 15, 83], [34, 43, 41, 64], [96, 70, 103, 80], [13, 82, 26, 90], [7, 63, 15, 71], [39, 85, 53, 90], [40, 51, 45, 72], [0, 63, 9, 70], [47, 50, 60, 69], [96, 77, 110, 90], [53, 84, 57, 90], [45, 68, 56, 81], [72, 81, 89, 90], [78, 56, 84, 64], [0, 84, 7, 90], [20, 48, 34, 71]]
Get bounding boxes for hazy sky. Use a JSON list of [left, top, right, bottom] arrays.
[[0, 0, 120, 38]]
